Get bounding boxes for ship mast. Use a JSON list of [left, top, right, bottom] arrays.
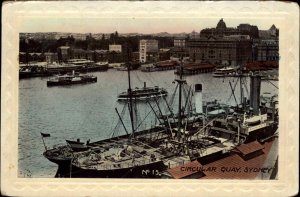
[[126, 46, 135, 138], [25, 39, 29, 66], [175, 58, 186, 141]]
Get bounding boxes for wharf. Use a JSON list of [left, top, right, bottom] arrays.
[[140, 60, 178, 72], [175, 63, 215, 75], [19, 62, 108, 79]]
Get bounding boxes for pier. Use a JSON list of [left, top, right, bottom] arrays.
[[175, 63, 216, 75]]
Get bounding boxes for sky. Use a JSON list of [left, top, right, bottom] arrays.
[[20, 17, 277, 34], [15, 1, 280, 34]]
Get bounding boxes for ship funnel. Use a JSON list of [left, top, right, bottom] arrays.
[[195, 84, 203, 114], [144, 82, 146, 88], [250, 75, 261, 115]]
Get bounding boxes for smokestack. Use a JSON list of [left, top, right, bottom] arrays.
[[195, 84, 203, 114], [250, 75, 261, 115], [144, 82, 146, 88]]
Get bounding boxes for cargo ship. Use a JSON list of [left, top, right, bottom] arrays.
[[42, 62, 278, 178]]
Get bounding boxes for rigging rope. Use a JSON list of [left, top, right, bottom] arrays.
[[226, 78, 239, 104], [169, 83, 178, 108], [267, 80, 279, 89], [243, 78, 249, 98], [111, 103, 127, 138]]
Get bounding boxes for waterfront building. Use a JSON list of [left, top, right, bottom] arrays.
[[44, 52, 58, 64], [200, 18, 259, 39], [109, 44, 122, 53], [172, 37, 189, 58], [259, 25, 279, 39], [131, 51, 140, 62], [256, 40, 279, 61], [57, 46, 71, 62], [86, 50, 95, 61], [19, 52, 45, 63], [72, 48, 87, 59], [158, 48, 171, 61], [108, 51, 124, 63], [139, 39, 159, 63], [254, 25, 279, 62], [188, 35, 253, 66], [174, 38, 186, 48], [94, 50, 109, 62], [237, 24, 259, 38]]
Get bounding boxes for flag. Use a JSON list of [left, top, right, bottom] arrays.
[[41, 132, 50, 137]]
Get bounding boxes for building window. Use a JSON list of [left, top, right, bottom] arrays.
[[208, 50, 215, 54]]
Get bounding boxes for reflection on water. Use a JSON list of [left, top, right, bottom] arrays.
[[18, 70, 278, 177]]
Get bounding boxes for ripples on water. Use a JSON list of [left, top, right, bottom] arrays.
[[18, 70, 278, 177]]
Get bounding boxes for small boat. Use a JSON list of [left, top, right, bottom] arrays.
[[117, 82, 168, 101], [47, 71, 97, 87], [140, 63, 157, 72], [212, 66, 239, 77], [117, 62, 140, 71], [66, 139, 90, 152]]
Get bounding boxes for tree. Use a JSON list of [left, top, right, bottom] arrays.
[[110, 33, 115, 43]]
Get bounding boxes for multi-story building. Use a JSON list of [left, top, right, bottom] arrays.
[[44, 52, 58, 64], [172, 37, 189, 58], [94, 50, 109, 62], [109, 44, 122, 53], [200, 18, 259, 39], [139, 39, 159, 63], [254, 25, 279, 61], [174, 38, 186, 48], [256, 40, 279, 61], [57, 46, 71, 62], [72, 48, 87, 59], [188, 35, 253, 66], [19, 52, 45, 63], [259, 25, 279, 39]]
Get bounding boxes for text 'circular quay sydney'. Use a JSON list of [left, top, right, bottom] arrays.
[[19, 18, 279, 179]]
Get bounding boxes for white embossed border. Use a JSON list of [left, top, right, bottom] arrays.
[[1, 1, 299, 196]]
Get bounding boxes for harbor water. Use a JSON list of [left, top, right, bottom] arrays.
[[18, 70, 278, 177]]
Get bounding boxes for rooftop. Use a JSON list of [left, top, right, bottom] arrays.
[[200, 140, 275, 179], [167, 160, 203, 179], [235, 141, 264, 156]]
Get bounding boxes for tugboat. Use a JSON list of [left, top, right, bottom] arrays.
[[47, 71, 97, 87], [117, 82, 168, 101]]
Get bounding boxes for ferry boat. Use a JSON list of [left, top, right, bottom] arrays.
[[212, 66, 239, 77], [47, 71, 97, 87], [117, 82, 168, 101]]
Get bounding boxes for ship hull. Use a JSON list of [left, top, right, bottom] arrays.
[[117, 93, 168, 101], [245, 123, 278, 143], [56, 160, 167, 178], [47, 156, 71, 166], [47, 77, 97, 86]]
